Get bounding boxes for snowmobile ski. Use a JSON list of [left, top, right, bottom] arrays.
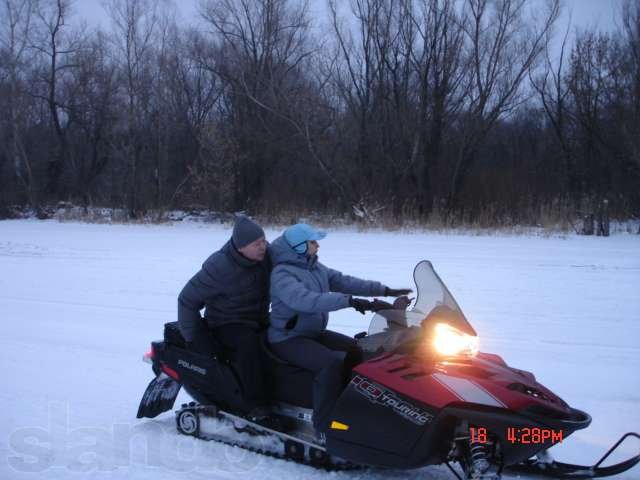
[[506, 432, 640, 478]]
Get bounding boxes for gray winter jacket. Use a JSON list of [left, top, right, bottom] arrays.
[[267, 235, 387, 343], [178, 240, 271, 342]]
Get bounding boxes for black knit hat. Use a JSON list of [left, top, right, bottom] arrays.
[[232, 216, 265, 248]]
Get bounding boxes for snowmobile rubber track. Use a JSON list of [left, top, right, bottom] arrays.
[[175, 404, 362, 472]]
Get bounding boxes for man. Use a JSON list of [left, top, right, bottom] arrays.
[[177, 215, 270, 417]]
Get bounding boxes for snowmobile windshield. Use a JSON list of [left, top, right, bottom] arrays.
[[359, 261, 476, 354]]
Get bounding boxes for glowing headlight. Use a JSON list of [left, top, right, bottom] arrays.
[[432, 323, 479, 357]]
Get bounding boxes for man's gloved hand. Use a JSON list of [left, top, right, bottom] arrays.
[[385, 287, 413, 297], [349, 297, 373, 314]]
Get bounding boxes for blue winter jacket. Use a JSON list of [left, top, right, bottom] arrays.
[[268, 235, 387, 343]]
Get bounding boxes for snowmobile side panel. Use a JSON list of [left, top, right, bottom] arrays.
[[153, 341, 252, 413], [136, 373, 181, 418], [325, 373, 440, 467]]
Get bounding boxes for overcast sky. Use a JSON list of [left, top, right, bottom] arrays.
[[74, 0, 623, 31], [73, 0, 624, 59]]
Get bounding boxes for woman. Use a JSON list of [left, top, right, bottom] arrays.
[[268, 223, 411, 436]]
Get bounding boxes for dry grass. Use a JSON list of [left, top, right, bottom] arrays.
[[3, 201, 638, 236]]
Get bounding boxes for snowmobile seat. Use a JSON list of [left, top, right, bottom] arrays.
[[260, 335, 314, 409], [159, 322, 255, 413], [164, 321, 186, 348], [163, 321, 228, 357]]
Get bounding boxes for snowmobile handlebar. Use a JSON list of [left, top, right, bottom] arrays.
[[369, 298, 395, 312], [367, 297, 413, 313], [350, 298, 395, 314]]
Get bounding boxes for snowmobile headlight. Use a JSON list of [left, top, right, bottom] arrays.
[[432, 323, 479, 357]]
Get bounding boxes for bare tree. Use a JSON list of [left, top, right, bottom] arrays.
[[447, 0, 560, 211], [105, 0, 162, 217], [409, 0, 466, 215], [64, 30, 117, 205], [328, 0, 418, 217], [566, 30, 618, 196], [162, 28, 224, 209], [530, 17, 578, 200], [148, 11, 177, 211], [1, 0, 638, 225], [0, 0, 39, 211], [32, 0, 83, 196], [620, 0, 640, 211], [199, 0, 319, 211]]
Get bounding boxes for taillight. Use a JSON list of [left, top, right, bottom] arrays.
[[161, 364, 180, 380], [142, 343, 155, 364]]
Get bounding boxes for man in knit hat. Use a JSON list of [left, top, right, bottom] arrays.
[[177, 215, 271, 417]]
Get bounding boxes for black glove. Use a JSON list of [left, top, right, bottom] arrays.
[[385, 287, 413, 297], [349, 297, 373, 315], [370, 299, 394, 311]]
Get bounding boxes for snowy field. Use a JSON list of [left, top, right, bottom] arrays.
[[1, 219, 639, 480]]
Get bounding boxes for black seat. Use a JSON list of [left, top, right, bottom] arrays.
[[163, 321, 187, 348], [261, 334, 314, 409], [162, 322, 313, 409], [163, 321, 232, 358]]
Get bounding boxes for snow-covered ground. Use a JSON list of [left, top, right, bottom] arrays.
[[1, 219, 639, 480]]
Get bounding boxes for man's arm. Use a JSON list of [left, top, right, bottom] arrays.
[[177, 261, 221, 342]]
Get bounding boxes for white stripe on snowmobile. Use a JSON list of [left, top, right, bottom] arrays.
[[431, 373, 465, 401], [432, 373, 506, 408]]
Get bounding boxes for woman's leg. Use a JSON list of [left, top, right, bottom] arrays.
[[315, 329, 356, 351], [316, 330, 363, 383], [270, 336, 345, 433]]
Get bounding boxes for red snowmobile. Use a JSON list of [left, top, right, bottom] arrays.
[[137, 260, 639, 479]]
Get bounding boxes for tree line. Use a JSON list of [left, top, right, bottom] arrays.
[[1, 0, 639, 226]]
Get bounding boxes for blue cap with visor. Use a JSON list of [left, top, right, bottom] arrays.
[[284, 223, 327, 254]]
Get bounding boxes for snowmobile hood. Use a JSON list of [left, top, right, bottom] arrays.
[[269, 235, 318, 269]]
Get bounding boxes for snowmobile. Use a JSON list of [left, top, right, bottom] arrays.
[[136, 260, 639, 479]]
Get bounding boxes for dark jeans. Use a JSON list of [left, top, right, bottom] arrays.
[[270, 330, 359, 433], [212, 323, 267, 411]]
